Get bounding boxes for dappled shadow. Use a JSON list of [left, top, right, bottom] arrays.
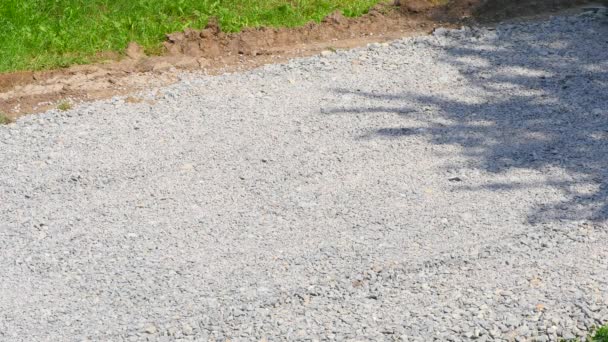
[[328, 17, 608, 222]]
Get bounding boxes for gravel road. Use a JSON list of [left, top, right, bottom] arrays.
[[1, 12, 607, 342]]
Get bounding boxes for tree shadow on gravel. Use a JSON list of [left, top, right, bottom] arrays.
[[328, 20, 608, 223]]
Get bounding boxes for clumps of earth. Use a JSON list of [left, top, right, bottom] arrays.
[[160, 9, 420, 59]]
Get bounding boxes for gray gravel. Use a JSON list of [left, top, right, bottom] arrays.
[[1, 12, 608, 342]]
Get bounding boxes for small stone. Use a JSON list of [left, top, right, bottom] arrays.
[[197, 58, 211, 68], [518, 325, 530, 336], [126, 42, 145, 60], [180, 163, 195, 171], [433, 27, 450, 37], [182, 323, 194, 335], [144, 325, 158, 334], [153, 62, 173, 72], [562, 331, 576, 340], [167, 326, 179, 336], [505, 314, 519, 327], [592, 108, 605, 116], [174, 57, 199, 69]]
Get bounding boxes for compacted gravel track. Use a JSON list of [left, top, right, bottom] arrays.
[[1, 12, 607, 341]]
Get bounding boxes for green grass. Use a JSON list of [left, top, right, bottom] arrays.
[[0, 112, 13, 125], [57, 100, 72, 111], [593, 325, 608, 342], [0, 0, 381, 73], [561, 324, 608, 342]]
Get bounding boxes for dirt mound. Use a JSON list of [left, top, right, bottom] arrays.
[[125, 42, 146, 60], [161, 6, 431, 60], [396, 0, 439, 13]]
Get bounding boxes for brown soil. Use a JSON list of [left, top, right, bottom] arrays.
[[0, 0, 604, 119]]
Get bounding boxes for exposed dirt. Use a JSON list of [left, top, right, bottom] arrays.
[[0, 0, 604, 119]]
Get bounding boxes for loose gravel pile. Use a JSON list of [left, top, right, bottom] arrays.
[[1, 11, 607, 342]]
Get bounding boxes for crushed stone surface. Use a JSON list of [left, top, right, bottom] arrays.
[[1, 12, 607, 342]]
